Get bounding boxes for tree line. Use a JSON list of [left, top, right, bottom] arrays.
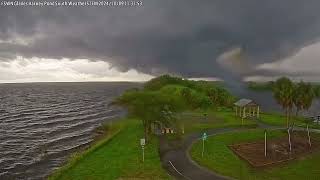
[[272, 77, 317, 127], [111, 75, 235, 142]]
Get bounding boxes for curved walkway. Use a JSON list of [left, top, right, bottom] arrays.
[[159, 120, 320, 180]]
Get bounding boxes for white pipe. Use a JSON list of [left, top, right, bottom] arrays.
[[142, 146, 145, 162], [288, 128, 292, 152], [307, 124, 311, 147], [265, 130, 267, 157], [201, 139, 204, 157]]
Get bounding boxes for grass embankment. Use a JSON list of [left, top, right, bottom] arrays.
[[178, 109, 257, 135], [190, 129, 320, 180], [50, 119, 171, 180]]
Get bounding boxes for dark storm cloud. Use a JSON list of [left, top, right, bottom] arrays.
[[1, 0, 320, 78]]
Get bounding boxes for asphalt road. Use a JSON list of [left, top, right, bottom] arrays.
[[159, 128, 239, 180]]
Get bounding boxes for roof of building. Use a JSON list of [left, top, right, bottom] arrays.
[[234, 98, 258, 107]]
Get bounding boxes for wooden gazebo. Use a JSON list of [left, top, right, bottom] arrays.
[[234, 99, 260, 120]]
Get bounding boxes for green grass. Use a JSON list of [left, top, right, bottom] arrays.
[[49, 119, 171, 180], [177, 109, 257, 135], [259, 112, 320, 129], [190, 129, 320, 180]]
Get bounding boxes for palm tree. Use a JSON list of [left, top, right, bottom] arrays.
[[313, 85, 320, 98], [293, 81, 315, 116], [301, 83, 315, 112], [293, 81, 305, 116], [273, 77, 295, 127]]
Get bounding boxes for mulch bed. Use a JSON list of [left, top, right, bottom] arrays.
[[229, 131, 320, 167]]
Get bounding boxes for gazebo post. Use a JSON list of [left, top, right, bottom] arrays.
[[235, 106, 238, 116], [242, 107, 245, 125], [234, 99, 260, 120]]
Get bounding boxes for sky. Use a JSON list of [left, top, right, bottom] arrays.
[[1, 0, 320, 83]]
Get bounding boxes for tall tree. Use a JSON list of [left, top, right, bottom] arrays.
[[293, 81, 305, 116], [112, 91, 184, 143], [301, 83, 315, 112], [293, 81, 315, 116], [273, 77, 295, 127], [314, 86, 320, 98]]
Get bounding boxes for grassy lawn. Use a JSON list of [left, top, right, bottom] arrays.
[[259, 112, 320, 129], [177, 109, 257, 135], [190, 129, 320, 180], [49, 119, 171, 180]]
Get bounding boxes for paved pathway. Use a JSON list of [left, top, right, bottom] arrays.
[[159, 119, 319, 180], [159, 128, 238, 180]]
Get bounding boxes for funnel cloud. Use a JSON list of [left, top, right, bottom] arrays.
[[1, 0, 320, 82]]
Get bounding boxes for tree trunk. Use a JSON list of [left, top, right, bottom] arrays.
[[286, 108, 289, 128], [288, 107, 292, 127], [144, 124, 148, 143], [295, 107, 299, 117], [148, 123, 152, 135]]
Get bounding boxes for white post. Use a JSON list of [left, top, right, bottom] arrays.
[[288, 129, 292, 152], [257, 106, 260, 118], [182, 124, 185, 134], [307, 124, 311, 147], [243, 107, 246, 118], [142, 146, 145, 162], [140, 138, 146, 162], [264, 130, 267, 157], [202, 139, 204, 157]]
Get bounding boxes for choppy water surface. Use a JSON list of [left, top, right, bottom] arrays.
[[0, 82, 140, 179]]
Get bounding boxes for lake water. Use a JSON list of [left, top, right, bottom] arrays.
[[0, 82, 141, 179], [230, 88, 320, 117]]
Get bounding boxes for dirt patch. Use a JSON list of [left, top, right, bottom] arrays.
[[229, 131, 320, 167]]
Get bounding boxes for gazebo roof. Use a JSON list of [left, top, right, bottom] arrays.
[[234, 98, 257, 107]]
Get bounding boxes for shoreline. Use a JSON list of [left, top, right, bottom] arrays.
[[48, 119, 124, 179]]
